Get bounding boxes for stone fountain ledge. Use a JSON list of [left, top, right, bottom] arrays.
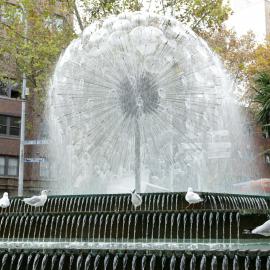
[[0, 240, 270, 252]]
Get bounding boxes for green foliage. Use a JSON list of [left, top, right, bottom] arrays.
[[0, 0, 232, 115], [202, 28, 256, 83], [0, 0, 75, 110], [163, 0, 232, 33], [78, 0, 141, 25], [253, 73, 270, 134]]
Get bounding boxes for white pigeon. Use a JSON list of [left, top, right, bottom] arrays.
[[131, 189, 142, 210], [0, 192, 10, 208], [22, 190, 48, 207], [185, 187, 203, 208], [244, 220, 270, 237]]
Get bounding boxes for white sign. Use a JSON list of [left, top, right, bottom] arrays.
[[24, 139, 48, 145], [24, 158, 46, 163]]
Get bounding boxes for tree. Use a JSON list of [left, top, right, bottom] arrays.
[[0, 0, 75, 104], [0, 0, 233, 113], [162, 0, 232, 33], [202, 28, 256, 83], [253, 72, 270, 134], [248, 40, 270, 77]]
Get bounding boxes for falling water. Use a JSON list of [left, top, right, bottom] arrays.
[[170, 255, 176, 270], [146, 214, 150, 242], [32, 253, 40, 270], [162, 255, 166, 270], [176, 213, 181, 242], [190, 212, 194, 243], [183, 213, 187, 243], [164, 213, 168, 241], [211, 256, 217, 270], [233, 255, 239, 270], [132, 253, 137, 270], [236, 212, 240, 244], [98, 214, 104, 241], [200, 255, 206, 270], [77, 254, 83, 270], [113, 254, 119, 270], [190, 254, 196, 270], [267, 256, 270, 270], [170, 213, 175, 241], [41, 254, 48, 270], [229, 213, 233, 246], [150, 255, 156, 270], [209, 212, 213, 242], [51, 254, 57, 270], [26, 254, 33, 270], [215, 212, 219, 242], [222, 255, 228, 270], [123, 253, 128, 270], [196, 213, 200, 243], [16, 253, 24, 270], [244, 256, 250, 270], [104, 254, 110, 270], [94, 254, 100, 270], [151, 213, 156, 242], [142, 255, 147, 270], [134, 214, 138, 242], [180, 254, 186, 270], [84, 254, 91, 270], [256, 256, 261, 270], [203, 212, 206, 242], [59, 254, 65, 270]]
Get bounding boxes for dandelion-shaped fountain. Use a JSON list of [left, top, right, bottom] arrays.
[[48, 12, 256, 195], [0, 12, 269, 269]]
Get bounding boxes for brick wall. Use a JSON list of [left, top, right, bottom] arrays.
[[0, 97, 21, 116]]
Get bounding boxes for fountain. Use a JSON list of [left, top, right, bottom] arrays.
[[0, 12, 269, 269], [48, 12, 257, 195]]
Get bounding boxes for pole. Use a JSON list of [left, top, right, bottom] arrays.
[[18, 3, 27, 196], [135, 119, 141, 192]]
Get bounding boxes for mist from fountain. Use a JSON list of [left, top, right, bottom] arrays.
[[47, 11, 258, 195]]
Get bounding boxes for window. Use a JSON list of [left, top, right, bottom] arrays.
[[0, 4, 23, 25], [40, 162, 49, 179], [0, 157, 5, 175], [0, 115, 20, 137], [45, 15, 64, 31], [0, 80, 20, 98], [0, 156, 19, 177]]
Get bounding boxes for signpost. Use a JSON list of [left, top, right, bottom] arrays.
[[24, 157, 46, 163], [24, 139, 49, 145]]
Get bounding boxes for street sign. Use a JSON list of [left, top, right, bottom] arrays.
[[24, 139, 48, 145], [24, 157, 46, 163]]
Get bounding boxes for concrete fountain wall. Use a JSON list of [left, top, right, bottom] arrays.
[[0, 192, 269, 269]]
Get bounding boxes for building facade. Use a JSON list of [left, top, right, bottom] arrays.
[[0, 85, 21, 196], [0, 0, 71, 196]]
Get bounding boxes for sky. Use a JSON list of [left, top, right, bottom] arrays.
[[226, 0, 266, 41]]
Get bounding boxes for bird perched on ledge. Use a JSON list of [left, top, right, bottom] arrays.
[[243, 220, 270, 237], [22, 190, 48, 207], [131, 189, 142, 210], [0, 192, 10, 208], [185, 187, 204, 208]]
